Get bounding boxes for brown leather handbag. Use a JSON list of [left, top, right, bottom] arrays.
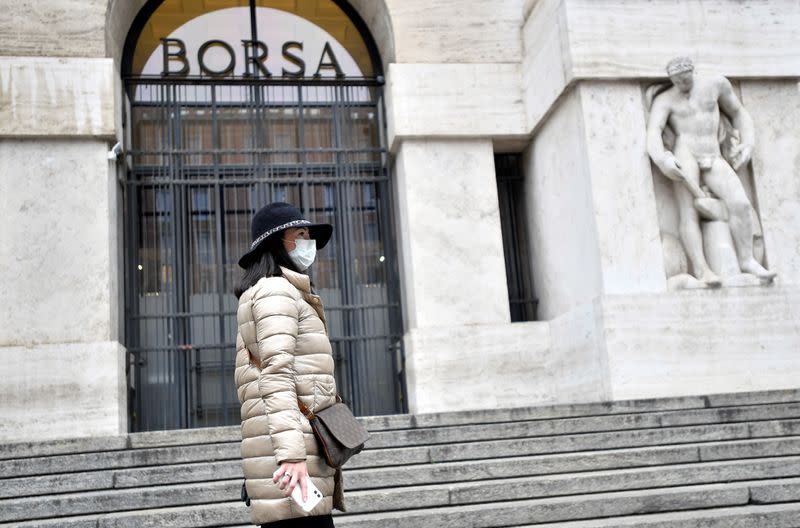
[[297, 395, 370, 468]]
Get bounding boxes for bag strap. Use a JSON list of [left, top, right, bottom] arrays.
[[297, 393, 345, 420], [297, 399, 314, 420]]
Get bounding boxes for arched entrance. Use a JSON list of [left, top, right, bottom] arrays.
[[121, 0, 405, 431]]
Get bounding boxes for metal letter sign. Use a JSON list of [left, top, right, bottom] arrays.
[[242, 40, 271, 77], [147, 7, 361, 79], [197, 40, 236, 76], [161, 38, 190, 76], [282, 41, 305, 77]]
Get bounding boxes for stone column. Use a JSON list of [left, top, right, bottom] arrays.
[[577, 82, 666, 296], [381, 54, 566, 414], [522, 82, 665, 319], [393, 139, 522, 413], [520, 82, 667, 406], [393, 140, 510, 329], [0, 57, 126, 442]]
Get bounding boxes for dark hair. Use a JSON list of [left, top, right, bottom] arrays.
[[234, 231, 301, 299]]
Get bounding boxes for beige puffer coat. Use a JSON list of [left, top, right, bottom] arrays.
[[234, 266, 345, 525]]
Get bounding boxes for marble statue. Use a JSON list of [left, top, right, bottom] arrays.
[[646, 56, 776, 287]]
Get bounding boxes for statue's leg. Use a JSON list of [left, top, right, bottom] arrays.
[[704, 159, 776, 280], [671, 153, 721, 286]]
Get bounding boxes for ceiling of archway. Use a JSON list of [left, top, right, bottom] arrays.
[[131, 0, 373, 76]]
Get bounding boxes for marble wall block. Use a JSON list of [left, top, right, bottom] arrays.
[[404, 322, 551, 414], [388, 0, 524, 64], [0, 341, 127, 442], [385, 63, 526, 149], [741, 80, 800, 285], [603, 287, 800, 400], [0, 140, 119, 346], [564, 0, 800, 80], [522, 81, 664, 312], [522, 90, 603, 320], [547, 299, 611, 403], [392, 139, 510, 330], [521, 0, 569, 132], [0, 0, 106, 58], [522, 0, 800, 132], [577, 82, 666, 295], [0, 58, 116, 138]]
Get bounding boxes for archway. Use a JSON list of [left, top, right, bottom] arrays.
[[115, 0, 405, 432], [105, 0, 395, 70]]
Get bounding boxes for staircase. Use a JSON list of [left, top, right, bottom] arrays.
[[2, 389, 800, 527]]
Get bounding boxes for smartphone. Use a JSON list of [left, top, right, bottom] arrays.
[[290, 476, 324, 513]]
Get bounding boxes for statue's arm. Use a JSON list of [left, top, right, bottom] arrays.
[[646, 96, 687, 182], [717, 76, 755, 168], [646, 97, 671, 166]]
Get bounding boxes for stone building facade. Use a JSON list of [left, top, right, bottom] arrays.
[[1, 0, 799, 442]]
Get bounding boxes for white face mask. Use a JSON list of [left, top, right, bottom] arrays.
[[288, 238, 317, 271]]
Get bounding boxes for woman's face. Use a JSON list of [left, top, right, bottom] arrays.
[[282, 227, 311, 252]]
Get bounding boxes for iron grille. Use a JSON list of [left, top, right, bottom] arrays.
[[123, 77, 406, 431]]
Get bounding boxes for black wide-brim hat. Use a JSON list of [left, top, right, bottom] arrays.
[[238, 202, 333, 269]]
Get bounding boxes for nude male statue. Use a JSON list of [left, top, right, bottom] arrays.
[[647, 57, 776, 285]]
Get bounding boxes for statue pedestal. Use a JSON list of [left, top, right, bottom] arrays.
[[600, 285, 800, 400]]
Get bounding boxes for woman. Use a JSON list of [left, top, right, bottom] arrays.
[[234, 202, 345, 527]]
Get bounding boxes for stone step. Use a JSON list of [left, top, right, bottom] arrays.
[[3, 388, 799, 461], [0, 480, 241, 523], [0, 460, 243, 499], [354, 454, 800, 496], [350, 419, 795, 468], [333, 479, 800, 528], [3, 390, 800, 527], [520, 503, 800, 528], [351, 439, 800, 489], [362, 402, 800, 449], [699, 436, 800, 461], [3, 453, 800, 522], [0, 442, 241, 479], [2, 412, 798, 480], [0, 503, 248, 528], [9, 478, 798, 528], [4, 435, 800, 500], [343, 461, 800, 515]]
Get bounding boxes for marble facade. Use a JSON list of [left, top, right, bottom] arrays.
[[1, 0, 799, 441], [515, 0, 800, 409]]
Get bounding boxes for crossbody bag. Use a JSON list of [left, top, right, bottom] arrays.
[[297, 395, 370, 468]]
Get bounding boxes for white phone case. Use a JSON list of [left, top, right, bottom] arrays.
[[291, 477, 324, 512]]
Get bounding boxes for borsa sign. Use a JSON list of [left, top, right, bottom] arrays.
[[139, 7, 363, 78], [160, 38, 346, 78]]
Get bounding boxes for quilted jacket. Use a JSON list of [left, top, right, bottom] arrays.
[[234, 266, 345, 525]]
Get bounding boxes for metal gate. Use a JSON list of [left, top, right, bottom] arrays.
[[123, 77, 406, 431]]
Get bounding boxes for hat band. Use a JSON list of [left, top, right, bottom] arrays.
[[250, 219, 312, 249]]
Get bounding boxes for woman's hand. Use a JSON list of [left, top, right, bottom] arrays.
[[273, 460, 309, 501]]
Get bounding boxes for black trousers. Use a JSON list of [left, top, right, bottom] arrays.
[[260, 514, 335, 528]]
